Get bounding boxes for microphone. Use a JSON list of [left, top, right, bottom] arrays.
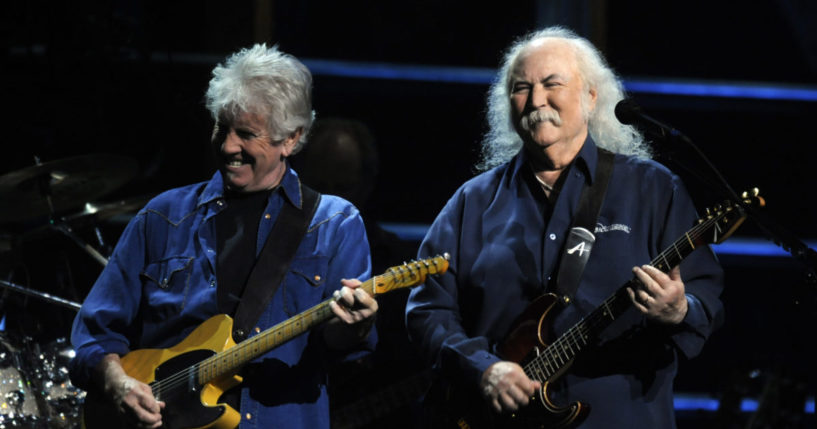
[[614, 99, 690, 143]]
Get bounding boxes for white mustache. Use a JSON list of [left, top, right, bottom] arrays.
[[520, 109, 562, 131]]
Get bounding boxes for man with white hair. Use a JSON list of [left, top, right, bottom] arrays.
[[70, 44, 378, 428], [406, 27, 724, 428]]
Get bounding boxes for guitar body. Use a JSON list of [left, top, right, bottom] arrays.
[[426, 194, 761, 428], [433, 293, 589, 429], [83, 314, 243, 429]]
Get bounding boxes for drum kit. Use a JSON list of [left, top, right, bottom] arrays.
[[0, 154, 149, 428]]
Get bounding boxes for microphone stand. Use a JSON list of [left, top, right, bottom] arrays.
[[637, 111, 817, 281]]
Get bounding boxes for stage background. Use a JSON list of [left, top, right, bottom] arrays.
[[2, 1, 816, 427]]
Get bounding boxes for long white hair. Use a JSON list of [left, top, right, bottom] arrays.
[[478, 26, 649, 171], [205, 44, 315, 154]]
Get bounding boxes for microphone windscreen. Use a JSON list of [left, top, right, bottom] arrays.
[[614, 99, 641, 125]]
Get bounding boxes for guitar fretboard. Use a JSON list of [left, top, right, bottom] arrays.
[[148, 255, 449, 399], [522, 209, 731, 383]]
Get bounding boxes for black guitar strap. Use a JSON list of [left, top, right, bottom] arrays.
[[232, 184, 321, 342], [553, 148, 615, 304]]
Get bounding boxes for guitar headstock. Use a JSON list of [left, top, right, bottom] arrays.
[[696, 188, 764, 245], [373, 253, 450, 295]]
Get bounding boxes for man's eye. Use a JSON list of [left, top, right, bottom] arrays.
[[236, 130, 256, 139], [512, 84, 530, 93]]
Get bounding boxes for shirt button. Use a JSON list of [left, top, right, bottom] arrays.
[[217, 200, 224, 206], [264, 213, 271, 219], [245, 413, 252, 420], [549, 233, 556, 240], [255, 326, 261, 333], [314, 275, 321, 282]]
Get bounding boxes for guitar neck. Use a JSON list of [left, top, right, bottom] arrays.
[[195, 275, 381, 384], [190, 254, 450, 385], [524, 214, 723, 383]]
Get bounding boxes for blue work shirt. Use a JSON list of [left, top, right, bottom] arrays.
[[406, 137, 724, 428], [70, 167, 374, 428]]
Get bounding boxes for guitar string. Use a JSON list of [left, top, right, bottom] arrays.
[[148, 271, 395, 398], [525, 210, 728, 381], [148, 258, 442, 398], [523, 208, 733, 382]]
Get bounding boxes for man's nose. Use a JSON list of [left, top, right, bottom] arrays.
[[221, 130, 242, 152], [529, 84, 548, 109]]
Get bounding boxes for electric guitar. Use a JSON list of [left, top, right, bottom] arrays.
[[83, 254, 450, 429], [435, 190, 763, 429]]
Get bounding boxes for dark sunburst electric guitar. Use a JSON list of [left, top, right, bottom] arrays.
[[434, 190, 763, 429], [83, 254, 450, 429]]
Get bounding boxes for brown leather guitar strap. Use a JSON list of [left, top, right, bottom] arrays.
[[232, 184, 321, 342], [553, 148, 614, 303]]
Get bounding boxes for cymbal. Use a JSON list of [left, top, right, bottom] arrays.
[[0, 154, 137, 223], [62, 194, 154, 227]]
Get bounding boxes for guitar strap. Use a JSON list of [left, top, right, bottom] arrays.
[[232, 184, 321, 342], [553, 148, 615, 304]]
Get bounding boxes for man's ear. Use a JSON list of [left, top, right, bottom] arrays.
[[281, 128, 302, 157], [587, 87, 598, 112]]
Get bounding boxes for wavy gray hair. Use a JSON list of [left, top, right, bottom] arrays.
[[478, 26, 649, 171], [205, 44, 315, 154]]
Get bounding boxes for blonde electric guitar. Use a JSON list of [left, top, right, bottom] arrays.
[[82, 254, 450, 429]]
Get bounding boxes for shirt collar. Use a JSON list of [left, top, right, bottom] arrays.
[[514, 134, 599, 186], [199, 165, 304, 208]]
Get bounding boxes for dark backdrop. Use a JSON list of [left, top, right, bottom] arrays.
[[2, 1, 816, 427]]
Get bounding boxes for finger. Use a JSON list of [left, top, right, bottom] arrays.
[[329, 301, 354, 324], [498, 390, 519, 412], [668, 265, 682, 281], [332, 286, 355, 307], [136, 385, 161, 414], [341, 278, 362, 288], [522, 378, 540, 397], [491, 397, 502, 413], [637, 288, 653, 305], [632, 267, 659, 296], [507, 384, 530, 406], [131, 406, 162, 427], [353, 288, 378, 312], [627, 287, 649, 313], [641, 265, 671, 286]]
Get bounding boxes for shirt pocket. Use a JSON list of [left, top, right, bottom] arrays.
[[283, 255, 329, 316], [140, 256, 195, 309]]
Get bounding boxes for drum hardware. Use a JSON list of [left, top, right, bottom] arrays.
[[0, 154, 137, 224], [0, 280, 81, 312]]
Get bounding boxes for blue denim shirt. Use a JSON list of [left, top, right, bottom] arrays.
[[406, 137, 724, 428], [70, 167, 374, 428]]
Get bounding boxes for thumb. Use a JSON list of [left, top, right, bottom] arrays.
[[669, 265, 682, 281]]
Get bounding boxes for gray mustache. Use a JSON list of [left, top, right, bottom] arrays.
[[520, 109, 562, 131]]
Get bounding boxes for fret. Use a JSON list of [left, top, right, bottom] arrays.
[[602, 301, 614, 320], [672, 242, 683, 261], [684, 232, 696, 250], [659, 252, 670, 271]]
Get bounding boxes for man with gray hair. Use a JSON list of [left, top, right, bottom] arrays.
[[70, 44, 378, 428], [407, 27, 724, 428]]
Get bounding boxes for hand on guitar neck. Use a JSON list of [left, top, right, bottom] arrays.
[[325, 278, 379, 350], [628, 265, 688, 325]]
